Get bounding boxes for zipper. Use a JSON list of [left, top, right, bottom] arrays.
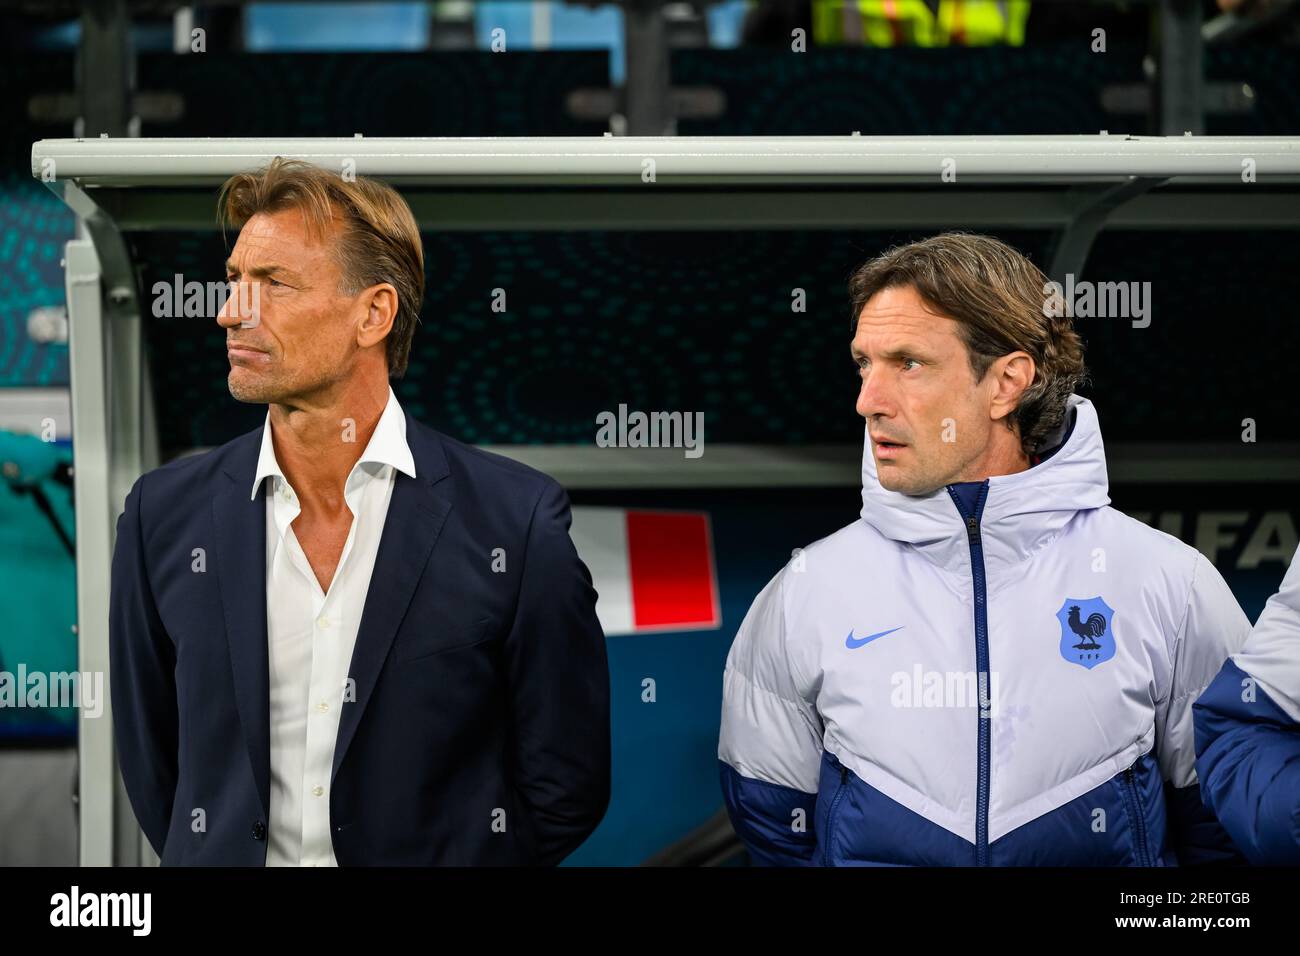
[[946, 482, 992, 866], [822, 764, 850, 866], [1121, 766, 1152, 866]]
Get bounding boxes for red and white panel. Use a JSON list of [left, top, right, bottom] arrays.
[[569, 507, 721, 636]]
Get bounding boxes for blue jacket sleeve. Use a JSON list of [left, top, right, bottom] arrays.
[[108, 475, 179, 858], [720, 761, 818, 866], [1163, 780, 1248, 865], [1194, 661, 1300, 865], [502, 479, 611, 865]]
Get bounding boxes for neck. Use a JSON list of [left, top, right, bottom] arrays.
[[268, 373, 389, 512], [951, 426, 1031, 484]]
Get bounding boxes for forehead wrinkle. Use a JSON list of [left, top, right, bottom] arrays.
[[853, 318, 957, 364], [229, 222, 336, 285]]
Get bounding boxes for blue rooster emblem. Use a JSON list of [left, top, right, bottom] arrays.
[[1056, 597, 1116, 670]]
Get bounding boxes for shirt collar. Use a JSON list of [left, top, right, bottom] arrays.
[[250, 386, 416, 501]]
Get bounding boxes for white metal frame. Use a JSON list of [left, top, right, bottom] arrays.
[[31, 134, 1300, 182]]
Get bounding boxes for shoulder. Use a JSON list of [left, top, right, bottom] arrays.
[[419, 424, 561, 501], [407, 421, 569, 542], [131, 428, 262, 509], [790, 517, 895, 576], [1085, 505, 1203, 578], [761, 518, 886, 609], [1082, 507, 1244, 651]]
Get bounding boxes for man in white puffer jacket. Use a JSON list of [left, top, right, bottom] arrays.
[[719, 232, 1251, 866]]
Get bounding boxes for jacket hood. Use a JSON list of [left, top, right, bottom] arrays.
[[858, 394, 1111, 579]]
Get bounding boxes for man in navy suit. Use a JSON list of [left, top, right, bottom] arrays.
[[109, 158, 610, 865]]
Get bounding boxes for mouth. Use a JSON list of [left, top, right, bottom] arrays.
[[872, 436, 908, 460], [227, 344, 270, 366]]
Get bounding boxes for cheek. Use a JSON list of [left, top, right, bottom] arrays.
[[901, 386, 948, 443], [286, 304, 350, 357], [908, 393, 970, 455], [930, 374, 983, 443], [951, 411, 989, 453]]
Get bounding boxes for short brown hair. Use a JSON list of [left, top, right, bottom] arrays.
[[848, 232, 1086, 456], [217, 157, 425, 378]]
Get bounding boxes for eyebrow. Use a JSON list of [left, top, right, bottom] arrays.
[[851, 345, 931, 362], [225, 260, 297, 280]]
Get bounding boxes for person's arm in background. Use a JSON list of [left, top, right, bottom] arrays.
[[502, 479, 611, 866], [719, 564, 823, 866], [1194, 543, 1300, 865], [1155, 550, 1253, 865], [108, 476, 179, 858]]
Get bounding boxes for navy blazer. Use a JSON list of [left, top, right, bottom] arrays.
[[109, 413, 610, 865]]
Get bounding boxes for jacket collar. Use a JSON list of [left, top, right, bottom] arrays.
[[858, 394, 1111, 579], [249, 385, 417, 501]]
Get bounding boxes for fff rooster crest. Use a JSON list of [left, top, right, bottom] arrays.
[[1056, 596, 1117, 670]]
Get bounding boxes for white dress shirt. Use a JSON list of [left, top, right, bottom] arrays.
[[251, 386, 416, 867]]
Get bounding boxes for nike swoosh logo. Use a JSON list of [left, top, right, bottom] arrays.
[[845, 626, 905, 649]]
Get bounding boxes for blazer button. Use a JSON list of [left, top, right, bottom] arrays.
[[252, 821, 266, 841]]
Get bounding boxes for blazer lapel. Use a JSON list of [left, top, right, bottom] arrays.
[[213, 435, 271, 818], [331, 418, 452, 783]]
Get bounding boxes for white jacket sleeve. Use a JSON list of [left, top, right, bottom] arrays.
[[1155, 551, 1252, 788], [718, 566, 824, 865], [1230, 546, 1300, 725]]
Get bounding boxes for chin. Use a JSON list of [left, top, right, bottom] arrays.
[[876, 469, 909, 493], [227, 373, 279, 404], [877, 467, 939, 497]]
